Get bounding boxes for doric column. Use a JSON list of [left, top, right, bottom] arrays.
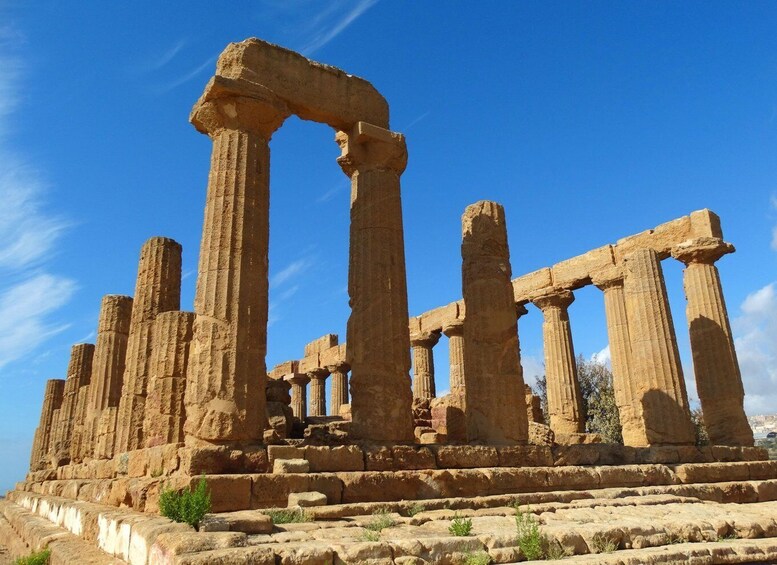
[[532, 290, 584, 435], [185, 81, 290, 446], [443, 320, 466, 398], [593, 270, 642, 446], [327, 362, 350, 417], [336, 121, 414, 441], [461, 200, 528, 443], [623, 248, 694, 445], [672, 237, 753, 446], [30, 379, 65, 471], [284, 373, 310, 422], [115, 237, 181, 453], [49, 344, 94, 466], [410, 331, 441, 399], [144, 311, 195, 447], [307, 368, 329, 417], [86, 295, 133, 459]]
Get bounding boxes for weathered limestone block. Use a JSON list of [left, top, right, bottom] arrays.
[[273, 458, 309, 474], [460, 201, 528, 443], [524, 384, 544, 424], [327, 362, 349, 417], [84, 295, 133, 460], [430, 396, 465, 443], [186, 84, 290, 445], [672, 237, 754, 447], [144, 311, 194, 447], [116, 237, 182, 453], [623, 248, 694, 446], [94, 407, 119, 460], [307, 368, 329, 417], [288, 491, 327, 508], [266, 401, 293, 438], [30, 379, 65, 471], [50, 344, 94, 467], [266, 378, 291, 404], [284, 373, 310, 422], [336, 122, 414, 442], [532, 290, 584, 435], [410, 330, 440, 399], [268, 360, 298, 381]]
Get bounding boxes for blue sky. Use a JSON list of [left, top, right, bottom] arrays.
[[0, 2, 775, 491]]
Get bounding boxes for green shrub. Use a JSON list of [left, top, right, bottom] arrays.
[[515, 506, 546, 561], [266, 508, 309, 524], [158, 477, 211, 530], [365, 510, 395, 532], [449, 514, 473, 536], [360, 529, 381, 542], [13, 548, 50, 565], [465, 551, 492, 565], [407, 502, 426, 517]]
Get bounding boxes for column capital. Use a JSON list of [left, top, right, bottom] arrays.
[[442, 319, 464, 338], [515, 302, 529, 319], [591, 266, 625, 291], [191, 76, 291, 138], [531, 289, 575, 312], [306, 367, 330, 381], [325, 362, 350, 374], [283, 372, 311, 386], [335, 121, 407, 177], [410, 330, 441, 348], [671, 237, 734, 266]]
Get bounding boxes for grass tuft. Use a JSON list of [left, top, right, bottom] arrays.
[[266, 508, 309, 524], [449, 514, 473, 536]]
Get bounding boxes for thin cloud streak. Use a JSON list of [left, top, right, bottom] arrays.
[[148, 39, 187, 72], [154, 55, 217, 94], [270, 258, 314, 288], [300, 0, 379, 55]]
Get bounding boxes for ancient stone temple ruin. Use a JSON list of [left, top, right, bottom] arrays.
[[4, 38, 777, 565]]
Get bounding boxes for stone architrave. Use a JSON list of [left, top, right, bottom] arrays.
[[84, 295, 133, 459], [115, 237, 181, 453], [410, 331, 441, 399], [185, 80, 290, 446], [144, 311, 195, 447], [532, 290, 584, 435], [461, 200, 528, 443], [672, 237, 754, 446], [284, 373, 311, 422], [592, 269, 642, 446], [623, 248, 695, 445], [327, 362, 349, 417], [49, 344, 94, 466], [336, 122, 415, 442], [307, 368, 329, 417], [29, 380, 65, 471]]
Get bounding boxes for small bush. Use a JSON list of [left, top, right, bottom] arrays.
[[158, 477, 211, 530], [591, 532, 618, 553], [515, 506, 546, 561], [545, 541, 569, 560], [407, 502, 426, 517], [449, 514, 473, 536], [266, 508, 309, 524], [13, 548, 50, 565], [360, 529, 381, 542], [365, 510, 395, 532], [465, 551, 492, 565]]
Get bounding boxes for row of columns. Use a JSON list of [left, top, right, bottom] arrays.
[[283, 363, 351, 421]]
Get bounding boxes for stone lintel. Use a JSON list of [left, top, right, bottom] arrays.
[[303, 334, 338, 358], [671, 237, 734, 265], [268, 361, 299, 380], [551, 245, 615, 290], [513, 268, 553, 303]]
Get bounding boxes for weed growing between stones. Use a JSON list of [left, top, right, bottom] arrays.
[[449, 514, 474, 536], [365, 510, 396, 532], [360, 529, 381, 542], [12, 548, 50, 565], [158, 477, 211, 530], [591, 532, 618, 553], [465, 550, 492, 565], [266, 508, 309, 524], [515, 506, 546, 560], [407, 502, 426, 517]]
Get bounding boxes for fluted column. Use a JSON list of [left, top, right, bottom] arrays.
[[593, 270, 642, 446], [327, 362, 350, 417], [443, 321, 466, 398], [336, 122, 414, 441], [461, 201, 528, 443], [86, 295, 133, 459], [144, 311, 195, 447], [115, 238, 181, 453], [307, 368, 329, 417], [532, 290, 584, 435], [623, 248, 694, 446], [284, 373, 310, 422], [411, 331, 441, 399], [49, 344, 94, 466], [672, 237, 753, 446], [185, 83, 290, 446], [30, 379, 65, 471]]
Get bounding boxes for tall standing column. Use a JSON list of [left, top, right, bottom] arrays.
[[532, 290, 584, 435], [285, 373, 310, 422], [443, 320, 466, 399], [185, 84, 290, 445], [411, 331, 441, 399], [461, 200, 528, 443], [672, 238, 753, 446], [49, 344, 94, 466], [86, 295, 133, 459], [336, 122, 414, 442], [144, 311, 195, 447], [115, 238, 181, 453], [29, 379, 65, 471], [307, 368, 329, 417], [593, 271, 642, 446], [623, 248, 694, 446], [327, 362, 350, 417]]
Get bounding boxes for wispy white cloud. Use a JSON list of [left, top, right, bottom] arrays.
[[154, 55, 217, 94], [149, 39, 187, 72], [521, 354, 544, 390], [299, 0, 379, 55], [270, 258, 314, 288], [402, 111, 431, 132], [316, 181, 349, 203], [590, 345, 611, 366]]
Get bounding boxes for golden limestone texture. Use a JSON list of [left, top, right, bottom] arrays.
[[461, 201, 528, 443], [30, 380, 64, 471], [116, 237, 181, 452], [49, 344, 94, 466], [410, 331, 440, 399]]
